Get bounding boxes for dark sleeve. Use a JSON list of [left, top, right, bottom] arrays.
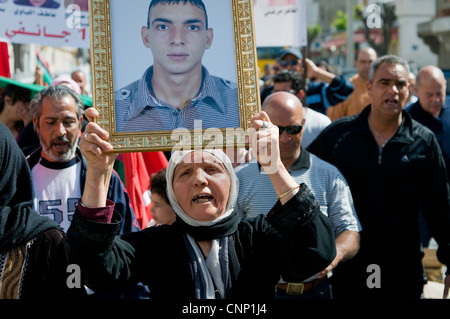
[[306, 76, 354, 111], [265, 183, 336, 282], [107, 170, 141, 233], [421, 135, 450, 270], [324, 75, 354, 106], [68, 208, 140, 293]]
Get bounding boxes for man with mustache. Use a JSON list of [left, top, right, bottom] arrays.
[[27, 85, 140, 235], [307, 55, 450, 299], [114, 0, 240, 132]]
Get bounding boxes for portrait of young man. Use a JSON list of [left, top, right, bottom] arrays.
[[113, 0, 240, 132]]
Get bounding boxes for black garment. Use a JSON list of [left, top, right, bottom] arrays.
[[67, 184, 336, 299], [260, 75, 354, 113], [307, 105, 450, 299], [19, 228, 86, 299], [0, 122, 84, 299], [306, 75, 354, 115], [407, 100, 450, 183], [17, 121, 40, 157], [0, 123, 58, 253]]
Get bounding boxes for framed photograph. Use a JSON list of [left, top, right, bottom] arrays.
[[89, 0, 260, 152]]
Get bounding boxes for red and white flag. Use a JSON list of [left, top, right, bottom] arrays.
[[123, 151, 168, 229]]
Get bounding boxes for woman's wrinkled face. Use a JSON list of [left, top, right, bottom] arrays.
[[172, 151, 231, 222]]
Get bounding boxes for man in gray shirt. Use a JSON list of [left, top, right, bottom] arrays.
[[234, 92, 361, 299]]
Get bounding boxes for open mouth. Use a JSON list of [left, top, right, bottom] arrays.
[[52, 141, 68, 151], [192, 194, 214, 204], [385, 98, 399, 107]]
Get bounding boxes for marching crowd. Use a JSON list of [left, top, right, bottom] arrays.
[[1, 1, 450, 303]]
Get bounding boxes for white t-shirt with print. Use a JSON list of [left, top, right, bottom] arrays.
[[31, 157, 81, 232]]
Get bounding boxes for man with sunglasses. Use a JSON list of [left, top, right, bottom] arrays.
[[278, 47, 302, 73], [234, 91, 361, 299]]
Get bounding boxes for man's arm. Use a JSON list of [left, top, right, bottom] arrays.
[[317, 230, 360, 279], [249, 112, 299, 204], [305, 58, 336, 84], [305, 59, 354, 112], [79, 108, 116, 208]]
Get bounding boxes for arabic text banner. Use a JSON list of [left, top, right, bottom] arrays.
[[0, 0, 89, 49], [253, 0, 307, 48]]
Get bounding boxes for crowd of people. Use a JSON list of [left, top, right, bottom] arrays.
[[1, 0, 450, 303]]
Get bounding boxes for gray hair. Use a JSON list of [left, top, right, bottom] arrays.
[[29, 85, 85, 122], [368, 55, 410, 83]]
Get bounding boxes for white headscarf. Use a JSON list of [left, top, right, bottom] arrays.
[[165, 149, 239, 227]]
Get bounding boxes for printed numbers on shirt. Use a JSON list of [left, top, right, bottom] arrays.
[[38, 198, 79, 224]]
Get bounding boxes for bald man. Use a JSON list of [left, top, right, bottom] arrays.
[[407, 65, 450, 182], [234, 92, 361, 299], [327, 47, 378, 121]]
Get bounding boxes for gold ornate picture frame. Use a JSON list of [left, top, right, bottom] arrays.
[[89, 0, 260, 152]]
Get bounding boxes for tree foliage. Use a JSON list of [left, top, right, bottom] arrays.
[[332, 10, 347, 31]]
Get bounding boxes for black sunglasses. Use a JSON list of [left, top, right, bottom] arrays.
[[280, 60, 299, 67], [278, 125, 303, 135]]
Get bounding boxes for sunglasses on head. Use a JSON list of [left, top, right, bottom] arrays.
[[280, 60, 299, 67], [278, 125, 303, 135]]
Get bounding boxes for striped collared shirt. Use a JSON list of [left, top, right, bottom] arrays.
[[234, 149, 362, 236], [114, 66, 240, 132]]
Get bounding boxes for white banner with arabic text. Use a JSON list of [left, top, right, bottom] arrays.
[[0, 0, 89, 48], [253, 0, 307, 47]]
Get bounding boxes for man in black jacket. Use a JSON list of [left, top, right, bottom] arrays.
[[308, 55, 450, 299], [406, 65, 449, 183]]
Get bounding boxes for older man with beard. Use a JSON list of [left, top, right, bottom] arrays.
[[27, 85, 140, 235]]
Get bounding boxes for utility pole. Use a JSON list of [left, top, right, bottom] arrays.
[[346, 0, 355, 68]]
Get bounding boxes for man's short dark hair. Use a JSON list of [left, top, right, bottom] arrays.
[[273, 70, 305, 94], [29, 85, 84, 122], [150, 167, 169, 204], [368, 55, 410, 84], [147, 0, 208, 29]]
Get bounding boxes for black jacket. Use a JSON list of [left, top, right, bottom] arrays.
[[407, 100, 450, 182], [307, 106, 450, 289], [67, 184, 336, 299]]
